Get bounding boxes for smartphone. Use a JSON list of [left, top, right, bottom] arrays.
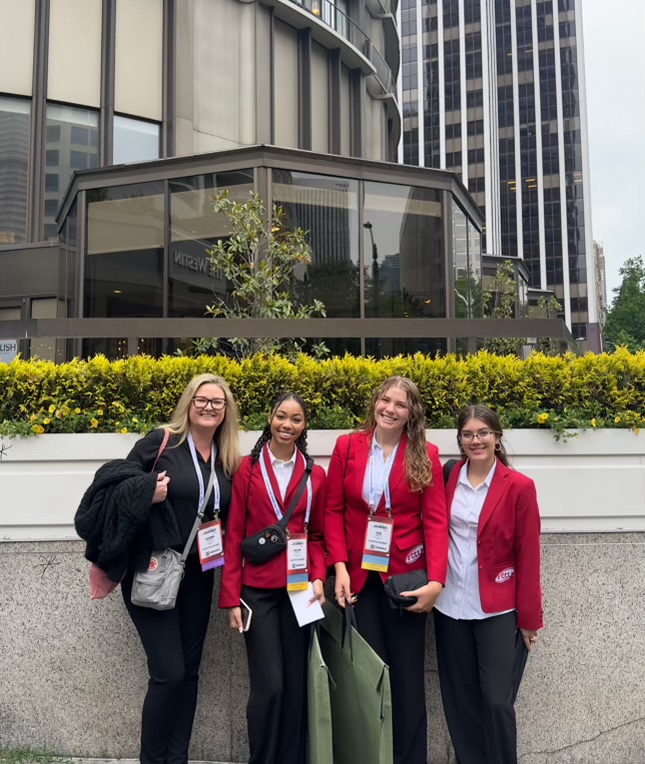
[[240, 598, 253, 632]]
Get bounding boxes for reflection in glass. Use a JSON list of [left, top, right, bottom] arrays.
[[84, 182, 164, 358], [113, 116, 161, 164], [0, 97, 30, 244], [45, 104, 98, 240], [364, 181, 445, 357], [168, 171, 254, 324], [273, 170, 361, 355]]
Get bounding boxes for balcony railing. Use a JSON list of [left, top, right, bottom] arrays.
[[290, 0, 396, 97]]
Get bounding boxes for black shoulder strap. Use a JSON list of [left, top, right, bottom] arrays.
[[443, 458, 460, 486], [278, 456, 314, 529]]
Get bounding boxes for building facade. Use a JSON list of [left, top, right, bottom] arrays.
[[0, 0, 402, 355], [399, 0, 600, 348]]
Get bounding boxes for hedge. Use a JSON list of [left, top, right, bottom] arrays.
[[0, 349, 643, 439]]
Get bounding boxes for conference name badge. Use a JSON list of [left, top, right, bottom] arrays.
[[286, 532, 309, 592], [361, 515, 393, 573], [197, 520, 225, 571]]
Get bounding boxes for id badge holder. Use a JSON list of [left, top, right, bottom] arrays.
[[361, 514, 394, 573], [286, 532, 309, 592], [197, 519, 225, 571]]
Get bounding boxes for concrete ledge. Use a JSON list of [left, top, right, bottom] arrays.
[[1, 533, 644, 763]]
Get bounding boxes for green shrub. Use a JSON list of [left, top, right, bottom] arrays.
[[0, 349, 643, 439]]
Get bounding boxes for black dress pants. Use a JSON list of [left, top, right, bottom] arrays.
[[353, 572, 428, 764], [433, 610, 519, 764], [122, 554, 214, 764], [241, 585, 310, 764]]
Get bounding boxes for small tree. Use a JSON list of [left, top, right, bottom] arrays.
[[482, 260, 524, 356], [194, 191, 326, 358], [603, 255, 645, 352]]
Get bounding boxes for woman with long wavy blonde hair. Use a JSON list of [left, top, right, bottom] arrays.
[[324, 376, 449, 764]]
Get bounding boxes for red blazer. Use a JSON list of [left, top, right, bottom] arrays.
[[219, 449, 327, 608], [324, 431, 448, 594], [446, 458, 543, 631]]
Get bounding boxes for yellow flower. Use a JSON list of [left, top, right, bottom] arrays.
[[97, 409, 104, 416], [591, 418, 597, 428], [120, 427, 128, 434], [43, 418, 51, 425], [614, 416, 621, 424], [634, 427, 641, 435], [536, 413, 549, 425], [32, 424, 45, 434], [29, 414, 38, 422], [132, 417, 138, 424], [90, 418, 99, 428], [48, 404, 56, 414], [75, 408, 81, 414]]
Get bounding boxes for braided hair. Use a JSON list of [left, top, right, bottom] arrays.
[[250, 393, 310, 464]]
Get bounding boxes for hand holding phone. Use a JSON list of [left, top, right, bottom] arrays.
[[240, 598, 253, 632]]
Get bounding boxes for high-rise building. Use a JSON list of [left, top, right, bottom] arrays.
[[593, 240, 607, 327], [399, 0, 600, 349]]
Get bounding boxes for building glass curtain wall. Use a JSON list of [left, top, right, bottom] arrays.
[[113, 116, 161, 165], [57, 147, 483, 360], [400, 0, 597, 346], [0, 97, 30, 244]]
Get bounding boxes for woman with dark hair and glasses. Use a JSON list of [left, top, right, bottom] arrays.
[[434, 404, 543, 764], [124, 373, 241, 764], [219, 392, 327, 764]]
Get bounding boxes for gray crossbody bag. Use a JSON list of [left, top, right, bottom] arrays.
[[131, 468, 216, 611]]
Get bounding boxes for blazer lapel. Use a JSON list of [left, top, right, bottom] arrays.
[[477, 459, 511, 535], [352, 431, 373, 510], [388, 431, 408, 499]]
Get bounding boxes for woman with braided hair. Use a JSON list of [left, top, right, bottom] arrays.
[[219, 392, 327, 764]]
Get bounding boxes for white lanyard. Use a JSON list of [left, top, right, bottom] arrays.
[[187, 432, 220, 515], [259, 445, 312, 525], [367, 438, 398, 515]]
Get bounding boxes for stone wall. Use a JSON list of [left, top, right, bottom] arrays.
[[1, 533, 644, 763]]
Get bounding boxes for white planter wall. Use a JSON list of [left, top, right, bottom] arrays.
[[0, 429, 643, 540]]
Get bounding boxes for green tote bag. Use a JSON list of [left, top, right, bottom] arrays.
[[307, 627, 334, 764], [318, 600, 394, 764]]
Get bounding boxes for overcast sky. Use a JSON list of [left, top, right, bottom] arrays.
[[582, 0, 645, 302]]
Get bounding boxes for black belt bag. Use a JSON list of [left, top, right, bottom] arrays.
[[241, 456, 313, 566]]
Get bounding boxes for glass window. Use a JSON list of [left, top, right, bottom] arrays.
[[364, 182, 445, 357], [0, 96, 30, 244], [45, 104, 99, 241], [84, 182, 164, 358], [113, 115, 161, 164], [273, 170, 361, 356], [168, 171, 254, 324]]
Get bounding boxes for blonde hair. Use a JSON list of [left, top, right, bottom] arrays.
[[165, 373, 241, 477], [361, 376, 432, 492]]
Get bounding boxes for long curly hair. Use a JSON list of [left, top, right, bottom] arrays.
[[457, 404, 510, 468], [360, 376, 431, 492], [250, 392, 310, 464], [165, 373, 241, 477]]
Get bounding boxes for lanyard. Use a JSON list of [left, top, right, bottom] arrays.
[[187, 432, 220, 515], [259, 445, 312, 525], [367, 437, 398, 515]]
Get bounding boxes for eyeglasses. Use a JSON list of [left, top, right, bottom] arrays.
[[192, 396, 227, 411], [460, 429, 494, 442]]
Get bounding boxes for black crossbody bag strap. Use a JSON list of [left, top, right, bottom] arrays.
[[277, 456, 314, 530]]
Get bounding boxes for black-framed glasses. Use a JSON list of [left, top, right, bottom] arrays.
[[192, 396, 227, 411], [460, 429, 494, 442]]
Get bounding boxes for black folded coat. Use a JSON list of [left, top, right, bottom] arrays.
[[74, 459, 181, 583]]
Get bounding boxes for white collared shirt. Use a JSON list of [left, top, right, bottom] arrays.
[[361, 435, 398, 510], [271, 449, 297, 500], [436, 461, 514, 620]]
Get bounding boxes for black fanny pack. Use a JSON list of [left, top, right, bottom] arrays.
[[241, 456, 313, 566]]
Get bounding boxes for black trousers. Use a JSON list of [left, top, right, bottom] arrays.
[[241, 585, 310, 764], [434, 609, 520, 764], [122, 554, 214, 764], [353, 572, 428, 764]]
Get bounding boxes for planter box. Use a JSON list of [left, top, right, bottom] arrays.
[[0, 429, 643, 541]]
